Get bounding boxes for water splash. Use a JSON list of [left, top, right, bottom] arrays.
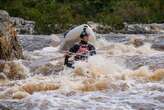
[[0, 35, 164, 110]]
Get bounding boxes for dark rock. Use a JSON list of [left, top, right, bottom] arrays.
[[88, 21, 164, 34], [0, 10, 23, 60], [96, 25, 112, 34], [11, 17, 35, 34], [124, 23, 164, 34], [88, 21, 112, 34]]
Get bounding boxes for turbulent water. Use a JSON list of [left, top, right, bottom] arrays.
[[0, 34, 164, 110]]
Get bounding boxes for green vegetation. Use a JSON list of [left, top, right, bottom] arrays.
[[0, 0, 163, 34]]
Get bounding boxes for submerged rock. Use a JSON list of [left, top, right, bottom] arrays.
[[0, 10, 23, 60]]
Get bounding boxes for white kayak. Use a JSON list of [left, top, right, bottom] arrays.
[[59, 24, 96, 51]]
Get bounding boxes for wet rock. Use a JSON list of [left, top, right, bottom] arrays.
[[21, 82, 60, 94], [88, 21, 112, 34], [96, 25, 112, 34], [18, 34, 60, 51], [12, 91, 30, 99], [124, 23, 164, 34], [11, 17, 35, 34], [88, 21, 164, 34], [0, 10, 23, 60], [0, 60, 28, 80], [129, 37, 144, 47], [149, 69, 164, 81]]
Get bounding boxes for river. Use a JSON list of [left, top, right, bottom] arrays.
[[0, 33, 164, 110]]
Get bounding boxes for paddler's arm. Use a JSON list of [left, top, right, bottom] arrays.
[[64, 44, 79, 65], [89, 44, 96, 56]]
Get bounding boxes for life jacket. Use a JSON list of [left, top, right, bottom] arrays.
[[75, 44, 89, 60]]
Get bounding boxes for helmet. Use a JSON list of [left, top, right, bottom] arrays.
[[80, 25, 89, 38]]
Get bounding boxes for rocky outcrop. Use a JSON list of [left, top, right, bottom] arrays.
[[123, 23, 164, 34], [88, 21, 112, 34], [88, 21, 164, 34], [0, 10, 23, 60], [11, 17, 35, 34]]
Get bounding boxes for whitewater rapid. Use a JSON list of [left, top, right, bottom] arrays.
[[0, 34, 164, 110]]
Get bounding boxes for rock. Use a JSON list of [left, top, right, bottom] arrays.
[[21, 82, 60, 94], [129, 37, 144, 47], [18, 35, 60, 51], [12, 91, 30, 99], [0, 60, 28, 80], [11, 17, 35, 34], [88, 21, 112, 34], [149, 69, 164, 81], [124, 22, 164, 34], [0, 10, 23, 60]]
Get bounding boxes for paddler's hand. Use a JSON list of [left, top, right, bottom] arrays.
[[64, 51, 72, 57]]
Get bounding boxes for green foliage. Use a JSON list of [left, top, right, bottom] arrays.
[[0, 0, 163, 34]]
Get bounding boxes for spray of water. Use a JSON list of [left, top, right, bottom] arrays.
[[0, 37, 163, 110]]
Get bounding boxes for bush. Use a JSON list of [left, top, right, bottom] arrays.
[[0, 0, 163, 34]]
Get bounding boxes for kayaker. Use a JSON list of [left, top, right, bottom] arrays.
[[64, 26, 96, 68]]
